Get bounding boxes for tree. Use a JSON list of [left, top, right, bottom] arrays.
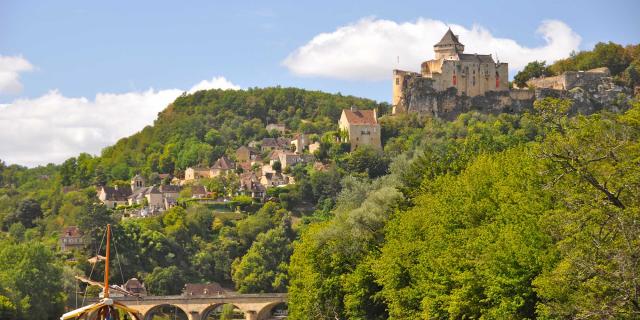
[[0, 295, 17, 320], [11, 199, 43, 228], [0, 241, 65, 319], [232, 227, 292, 293], [145, 266, 186, 296], [514, 60, 551, 87], [373, 148, 552, 319], [533, 100, 640, 318], [346, 146, 388, 179]]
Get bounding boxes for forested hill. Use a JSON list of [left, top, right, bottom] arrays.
[[94, 87, 389, 182]]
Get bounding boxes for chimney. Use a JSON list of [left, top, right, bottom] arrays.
[[351, 105, 357, 111]]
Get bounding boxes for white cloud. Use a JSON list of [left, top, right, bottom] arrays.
[[0, 77, 240, 167], [0, 55, 35, 95], [189, 76, 241, 93], [282, 18, 581, 80]]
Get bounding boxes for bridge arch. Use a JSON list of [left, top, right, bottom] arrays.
[[201, 303, 245, 319], [256, 301, 288, 320], [144, 304, 189, 320]]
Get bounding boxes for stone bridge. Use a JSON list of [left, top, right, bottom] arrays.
[[110, 293, 287, 320]]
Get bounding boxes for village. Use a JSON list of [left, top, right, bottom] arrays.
[[89, 107, 381, 220]]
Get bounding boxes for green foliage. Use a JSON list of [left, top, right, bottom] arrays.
[[514, 60, 552, 87], [0, 241, 65, 320], [345, 146, 388, 179], [548, 42, 638, 81], [10, 199, 42, 228], [232, 226, 292, 293], [0, 295, 17, 320], [145, 266, 186, 296]]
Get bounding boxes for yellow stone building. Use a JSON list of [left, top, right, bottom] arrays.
[[393, 29, 509, 113], [338, 108, 381, 151]]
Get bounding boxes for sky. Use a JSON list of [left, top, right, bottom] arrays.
[[1, 0, 639, 167]]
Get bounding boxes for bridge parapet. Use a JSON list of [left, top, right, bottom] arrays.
[[96, 293, 287, 320]]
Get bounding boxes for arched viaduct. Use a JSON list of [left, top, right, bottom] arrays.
[[106, 293, 287, 320]]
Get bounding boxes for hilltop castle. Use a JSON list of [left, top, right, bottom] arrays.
[[391, 29, 630, 119], [393, 29, 509, 114]]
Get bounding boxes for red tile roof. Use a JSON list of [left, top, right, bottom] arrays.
[[342, 109, 378, 125]]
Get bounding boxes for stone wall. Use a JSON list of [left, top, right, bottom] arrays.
[[398, 73, 632, 120]]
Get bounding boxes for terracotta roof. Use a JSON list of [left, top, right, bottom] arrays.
[[342, 109, 378, 125], [435, 28, 462, 47], [183, 283, 226, 296], [61, 226, 83, 238]]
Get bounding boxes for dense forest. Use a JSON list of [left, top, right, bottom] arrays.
[[1, 42, 639, 320]]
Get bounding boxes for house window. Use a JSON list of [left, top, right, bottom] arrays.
[[395, 78, 400, 85]]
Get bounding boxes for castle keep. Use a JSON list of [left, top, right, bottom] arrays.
[[393, 29, 509, 114]]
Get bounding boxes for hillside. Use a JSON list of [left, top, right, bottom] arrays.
[[1, 83, 639, 319]]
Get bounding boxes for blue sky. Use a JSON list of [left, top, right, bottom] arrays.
[[1, 0, 639, 166]]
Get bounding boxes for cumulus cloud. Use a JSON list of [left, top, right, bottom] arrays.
[[189, 76, 241, 93], [282, 18, 581, 80], [0, 55, 35, 94], [0, 77, 239, 167]]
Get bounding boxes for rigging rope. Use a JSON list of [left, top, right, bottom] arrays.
[[83, 227, 106, 306], [111, 227, 126, 287]]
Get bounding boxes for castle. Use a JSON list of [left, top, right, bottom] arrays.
[[391, 29, 630, 119], [393, 29, 509, 114]]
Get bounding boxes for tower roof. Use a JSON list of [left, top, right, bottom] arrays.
[[434, 28, 462, 47]]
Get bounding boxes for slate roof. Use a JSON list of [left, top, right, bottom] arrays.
[[212, 156, 235, 170], [101, 186, 132, 201], [262, 137, 291, 148], [459, 53, 495, 63], [123, 278, 147, 295], [160, 185, 181, 193], [342, 109, 378, 125], [435, 28, 462, 47]]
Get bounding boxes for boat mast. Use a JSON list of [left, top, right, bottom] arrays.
[[104, 224, 110, 299]]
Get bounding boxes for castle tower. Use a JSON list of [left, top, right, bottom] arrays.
[[130, 174, 145, 192], [434, 28, 464, 60]]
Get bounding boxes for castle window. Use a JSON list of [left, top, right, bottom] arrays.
[[395, 78, 399, 85]]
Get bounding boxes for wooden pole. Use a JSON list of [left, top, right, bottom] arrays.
[[104, 224, 110, 299]]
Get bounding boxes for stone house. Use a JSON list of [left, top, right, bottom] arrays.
[[60, 226, 85, 251], [122, 278, 147, 296], [269, 150, 305, 169], [236, 146, 260, 162], [239, 172, 266, 199], [260, 172, 291, 188], [339, 107, 382, 151], [290, 133, 310, 154], [261, 137, 291, 152], [128, 185, 164, 210], [98, 186, 132, 209], [211, 156, 236, 177], [191, 185, 208, 198], [185, 167, 211, 181]]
